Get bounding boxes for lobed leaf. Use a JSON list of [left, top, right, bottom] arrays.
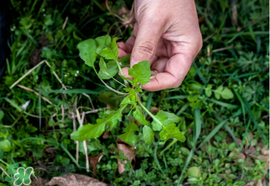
[[159, 123, 186, 142], [128, 60, 151, 85], [98, 37, 119, 61], [214, 86, 234, 100]]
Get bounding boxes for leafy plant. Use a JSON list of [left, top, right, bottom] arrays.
[[71, 35, 186, 146]]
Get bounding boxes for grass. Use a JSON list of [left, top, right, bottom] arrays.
[[0, 0, 269, 185]]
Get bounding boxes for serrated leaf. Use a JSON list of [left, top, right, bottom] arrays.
[[95, 35, 111, 46], [120, 91, 136, 106], [124, 122, 140, 133], [152, 110, 180, 131], [152, 114, 166, 131], [99, 37, 119, 60], [98, 58, 118, 79], [77, 39, 97, 67], [118, 132, 138, 146], [133, 106, 149, 125], [105, 109, 123, 131], [143, 125, 154, 145], [158, 110, 180, 124], [159, 123, 186, 142], [0, 139, 11, 152], [128, 60, 151, 85], [205, 84, 213, 97]]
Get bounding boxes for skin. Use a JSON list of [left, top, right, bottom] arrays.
[[117, 0, 203, 91]]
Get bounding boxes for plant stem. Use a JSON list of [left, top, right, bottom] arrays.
[[115, 59, 129, 87], [137, 99, 164, 128], [93, 66, 127, 95], [160, 139, 178, 156]]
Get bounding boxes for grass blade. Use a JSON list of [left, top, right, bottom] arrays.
[[198, 109, 242, 149], [177, 109, 201, 184], [208, 99, 239, 109]]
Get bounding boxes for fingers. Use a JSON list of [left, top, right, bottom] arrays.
[[142, 53, 193, 91], [130, 13, 168, 66], [117, 36, 136, 58]]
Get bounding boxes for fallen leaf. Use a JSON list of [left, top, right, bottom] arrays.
[[146, 107, 160, 121], [244, 180, 263, 186], [116, 138, 135, 174], [257, 155, 269, 170], [46, 173, 108, 186], [88, 153, 104, 178], [102, 131, 112, 139], [261, 145, 269, 156], [31, 176, 49, 186]]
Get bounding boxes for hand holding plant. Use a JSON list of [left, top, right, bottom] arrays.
[[71, 35, 186, 146], [117, 0, 203, 91]]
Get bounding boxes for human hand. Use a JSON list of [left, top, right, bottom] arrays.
[[117, 0, 202, 91]]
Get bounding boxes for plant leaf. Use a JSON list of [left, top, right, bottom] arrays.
[[158, 110, 180, 124], [159, 123, 186, 142], [128, 61, 151, 85], [205, 84, 213, 97], [151, 110, 180, 131], [214, 86, 234, 100], [0, 139, 11, 152], [221, 87, 234, 99], [124, 122, 140, 133], [133, 106, 149, 125], [98, 58, 118, 79], [95, 35, 111, 46], [143, 125, 154, 145], [71, 106, 126, 141], [152, 114, 166, 131], [99, 37, 119, 60], [77, 39, 97, 67], [120, 91, 137, 106], [118, 132, 138, 146], [71, 120, 106, 141]]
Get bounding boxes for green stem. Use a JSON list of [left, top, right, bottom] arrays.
[[160, 139, 178, 156], [137, 99, 164, 128], [115, 59, 129, 87], [93, 66, 127, 95], [0, 159, 9, 166]]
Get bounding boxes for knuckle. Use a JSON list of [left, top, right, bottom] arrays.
[[136, 41, 155, 56]]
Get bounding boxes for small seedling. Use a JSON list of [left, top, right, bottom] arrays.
[[71, 35, 186, 146]]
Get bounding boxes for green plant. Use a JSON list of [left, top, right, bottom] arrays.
[[71, 35, 186, 146]]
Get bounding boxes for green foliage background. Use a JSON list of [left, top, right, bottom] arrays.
[[0, 0, 269, 185]]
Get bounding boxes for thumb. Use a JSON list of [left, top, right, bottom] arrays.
[[130, 19, 165, 67]]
